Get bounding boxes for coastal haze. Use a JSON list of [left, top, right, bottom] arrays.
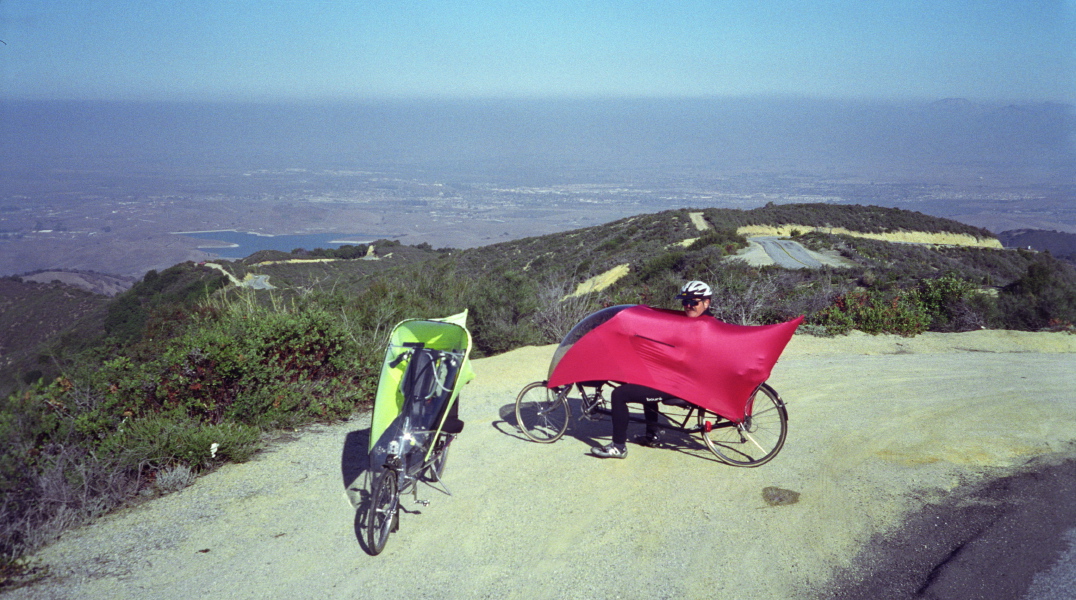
[[2, 98, 1073, 278]]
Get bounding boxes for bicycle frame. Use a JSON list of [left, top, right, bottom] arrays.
[[516, 379, 788, 466], [382, 428, 456, 503], [570, 381, 750, 436]]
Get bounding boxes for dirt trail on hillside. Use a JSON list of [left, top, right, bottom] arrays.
[[7, 331, 1076, 600]]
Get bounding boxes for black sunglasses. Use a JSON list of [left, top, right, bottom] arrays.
[[681, 298, 704, 307]]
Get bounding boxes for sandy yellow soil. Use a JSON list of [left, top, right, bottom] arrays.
[[736, 225, 1002, 248], [8, 331, 1076, 600], [688, 212, 710, 231], [567, 264, 631, 297]]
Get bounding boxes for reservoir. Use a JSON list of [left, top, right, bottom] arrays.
[[175, 230, 374, 259]]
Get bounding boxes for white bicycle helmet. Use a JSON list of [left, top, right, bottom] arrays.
[[675, 280, 712, 300]]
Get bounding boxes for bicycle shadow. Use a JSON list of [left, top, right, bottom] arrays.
[[493, 401, 607, 448], [342, 428, 377, 554], [494, 399, 725, 463]]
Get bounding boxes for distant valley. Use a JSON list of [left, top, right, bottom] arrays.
[[1, 167, 1072, 280], [1, 97, 1072, 279]]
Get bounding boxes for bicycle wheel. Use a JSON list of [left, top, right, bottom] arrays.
[[515, 381, 569, 443], [366, 469, 399, 555], [699, 383, 787, 467]]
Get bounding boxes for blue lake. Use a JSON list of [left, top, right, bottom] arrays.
[[176, 231, 374, 259]]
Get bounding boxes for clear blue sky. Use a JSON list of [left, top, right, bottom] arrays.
[[1, 0, 1073, 103]]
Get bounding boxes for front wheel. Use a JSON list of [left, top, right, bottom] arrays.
[[515, 381, 570, 443], [366, 469, 399, 555], [699, 383, 787, 467]]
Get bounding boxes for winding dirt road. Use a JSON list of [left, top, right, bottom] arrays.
[[735, 236, 854, 270], [7, 331, 1076, 600]]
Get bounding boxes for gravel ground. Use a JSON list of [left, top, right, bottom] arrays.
[[5, 330, 1076, 600]]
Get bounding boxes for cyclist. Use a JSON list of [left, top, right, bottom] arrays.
[[592, 280, 715, 458]]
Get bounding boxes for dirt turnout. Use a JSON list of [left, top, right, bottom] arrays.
[[7, 331, 1076, 600]]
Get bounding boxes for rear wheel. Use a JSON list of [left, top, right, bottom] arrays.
[[699, 383, 787, 467], [515, 381, 569, 443], [426, 437, 451, 481], [366, 469, 399, 555]]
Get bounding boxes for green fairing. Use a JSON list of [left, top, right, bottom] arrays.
[[368, 310, 475, 453]]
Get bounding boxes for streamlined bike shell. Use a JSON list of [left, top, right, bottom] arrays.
[[369, 311, 475, 454], [547, 305, 802, 422]]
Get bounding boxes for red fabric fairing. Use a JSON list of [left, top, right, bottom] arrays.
[[547, 306, 803, 422]]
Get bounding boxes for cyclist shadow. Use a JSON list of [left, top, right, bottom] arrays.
[[494, 399, 722, 462]]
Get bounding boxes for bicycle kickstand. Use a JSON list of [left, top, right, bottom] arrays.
[[412, 485, 430, 507]]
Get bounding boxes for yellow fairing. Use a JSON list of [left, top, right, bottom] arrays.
[[368, 310, 475, 452]]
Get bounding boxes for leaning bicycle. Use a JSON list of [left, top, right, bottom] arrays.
[[366, 311, 475, 555], [514, 305, 800, 467]]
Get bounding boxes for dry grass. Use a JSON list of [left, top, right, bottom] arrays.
[[736, 225, 1003, 248]]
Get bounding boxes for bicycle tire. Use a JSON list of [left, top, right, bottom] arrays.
[[699, 383, 787, 467], [515, 381, 570, 443], [366, 469, 399, 555]]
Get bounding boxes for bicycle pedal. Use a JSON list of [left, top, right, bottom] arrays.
[[414, 499, 430, 507]]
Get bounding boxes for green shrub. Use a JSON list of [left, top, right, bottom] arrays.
[[814, 288, 930, 336], [466, 271, 542, 355], [96, 415, 260, 471], [0, 379, 135, 561], [95, 303, 366, 427], [686, 228, 746, 253], [913, 273, 981, 331], [997, 257, 1076, 330]]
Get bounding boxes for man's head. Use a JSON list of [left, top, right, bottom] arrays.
[[675, 280, 712, 318]]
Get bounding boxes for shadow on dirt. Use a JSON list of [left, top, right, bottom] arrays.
[[495, 399, 725, 463], [342, 428, 377, 553]]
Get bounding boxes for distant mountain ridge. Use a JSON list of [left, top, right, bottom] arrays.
[[998, 229, 1076, 260], [6, 202, 1075, 398], [0, 277, 109, 385], [17, 270, 136, 296]]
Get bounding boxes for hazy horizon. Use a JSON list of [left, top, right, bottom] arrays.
[[1, 94, 1072, 279], [3, 96, 1072, 188]]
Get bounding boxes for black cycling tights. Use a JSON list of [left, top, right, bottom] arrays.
[[609, 384, 675, 445]]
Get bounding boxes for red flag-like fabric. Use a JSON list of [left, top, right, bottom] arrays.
[[547, 306, 802, 422]]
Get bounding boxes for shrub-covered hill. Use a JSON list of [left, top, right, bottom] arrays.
[[3, 203, 1072, 397], [999, 229, 1076, 262], [3, 203, 1075, 576], [0, 278, 111, 393]]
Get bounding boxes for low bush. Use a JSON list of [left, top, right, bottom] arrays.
[[530, 274, 602, 344], [813, 288, 931, 336], [913, 273, 983, 332], [1, 292, 374, 564], [997, 256, 1076, 330]]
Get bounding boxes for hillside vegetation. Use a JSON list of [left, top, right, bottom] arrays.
[[0, 279, 111, 392], [3, 203, 1076, 580]]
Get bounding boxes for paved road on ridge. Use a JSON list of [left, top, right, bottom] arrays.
[[751, 236, 827, 269]]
